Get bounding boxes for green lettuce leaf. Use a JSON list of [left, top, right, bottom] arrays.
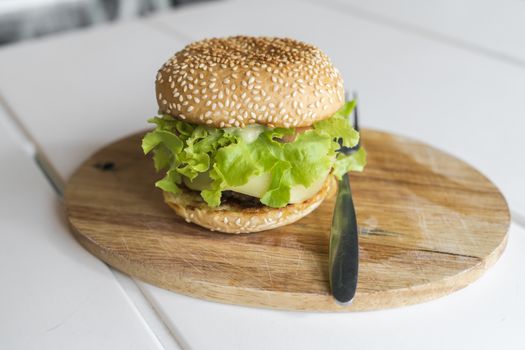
[[260, 161, 292, 207], [333, 147, 367, 178], [155, 169, 182, 195], [142, 129, 183, 154], [284, 131, 333, 188], [313, 100, 359, 148], [213, 141, 262, 187], [142, 100, 366, 208], [152, 145, 171, 172]]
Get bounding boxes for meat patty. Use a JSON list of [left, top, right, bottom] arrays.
[[221, 190, 263, 208]]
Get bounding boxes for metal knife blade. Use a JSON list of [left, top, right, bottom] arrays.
[[329, 172, 359, 304]]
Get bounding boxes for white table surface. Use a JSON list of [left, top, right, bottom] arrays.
[[1, 0, 524, 349], [322, 0, 525, 66], [0, 109, 163, 350]]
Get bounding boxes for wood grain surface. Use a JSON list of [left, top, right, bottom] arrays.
[[64, 129, 510, 311]]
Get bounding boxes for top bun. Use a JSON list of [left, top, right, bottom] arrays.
[[155, 36, 344, 128]]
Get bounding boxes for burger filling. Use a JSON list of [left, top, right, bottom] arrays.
[[142, 100, 366, 208]]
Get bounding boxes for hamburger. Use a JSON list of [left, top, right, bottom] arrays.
[[142, 36, 366, 233]]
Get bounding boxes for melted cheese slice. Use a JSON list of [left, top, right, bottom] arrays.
[[184, 171, 328, 204], [226, 173, 327, 203]]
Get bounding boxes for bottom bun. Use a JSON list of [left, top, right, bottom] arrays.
[[163, 175, 336, 234]]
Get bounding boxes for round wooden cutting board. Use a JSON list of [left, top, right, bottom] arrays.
[[64, 129, 510, 311]]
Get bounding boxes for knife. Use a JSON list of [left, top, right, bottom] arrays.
[[329, 172, 359, 304], [329, 91, 360, 304]]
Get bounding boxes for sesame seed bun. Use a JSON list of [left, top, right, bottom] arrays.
[[156, 36, 344, 128], [163, 175, 336, 234]]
